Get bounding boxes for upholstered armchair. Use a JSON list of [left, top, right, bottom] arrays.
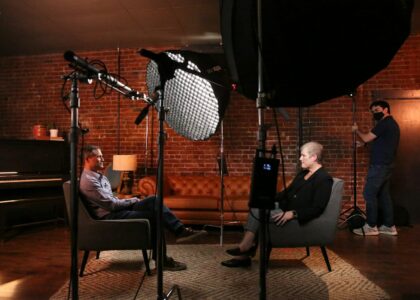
[[268, 178, 344, 271], [62, 181, 152, 276]]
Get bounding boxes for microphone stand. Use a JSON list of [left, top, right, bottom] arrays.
[[64, 52, 154, 299], [68, 72, 81, 300]]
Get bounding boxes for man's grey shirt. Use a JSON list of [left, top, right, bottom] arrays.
[[79, 169, 139, 219]]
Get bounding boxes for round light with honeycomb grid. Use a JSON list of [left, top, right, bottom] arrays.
[[145, 50, 230, 141]]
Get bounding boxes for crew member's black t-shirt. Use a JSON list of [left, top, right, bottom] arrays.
[[371, 116, 400, 165]]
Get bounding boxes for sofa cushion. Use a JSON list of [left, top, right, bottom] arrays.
[[168, 176, 220, 197], [224, 176, 251, 197], [221, 196, 249, 211], [164, 196, 219, 210]]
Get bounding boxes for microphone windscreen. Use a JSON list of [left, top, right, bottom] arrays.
[[64, 50, 75, 62]]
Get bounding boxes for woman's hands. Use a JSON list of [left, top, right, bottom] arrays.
[[272, 210, 295, 226]]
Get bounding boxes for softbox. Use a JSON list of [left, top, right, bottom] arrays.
[[220, 0, 414, 107]]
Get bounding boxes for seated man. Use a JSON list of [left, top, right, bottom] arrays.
[[79, 145, 206, 271], [222, 141, 333, 267]]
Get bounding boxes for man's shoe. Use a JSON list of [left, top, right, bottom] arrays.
[[353, 224, 379, 236], [226, 245, 257, 257], [378, 225, 398, 236], [176, 227, 207, 243], [163, 257, 187, 271], [221, 258, 252, 268]]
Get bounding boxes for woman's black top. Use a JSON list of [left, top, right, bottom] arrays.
[[276, 167, 333, 224]]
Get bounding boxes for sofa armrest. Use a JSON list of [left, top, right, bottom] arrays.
[[138, 176, 157, 196], [138, 175, 172, 196]]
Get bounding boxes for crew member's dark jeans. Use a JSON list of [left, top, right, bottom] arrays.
[[363, 164, 394, 227]]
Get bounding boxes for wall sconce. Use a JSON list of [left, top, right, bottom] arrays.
[[112, 154, 137, 195]]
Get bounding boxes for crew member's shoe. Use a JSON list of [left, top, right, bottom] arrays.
[[163, 256, 187, 271], [353, 224, 379, 236], [221, 257, 252, 268], [176, 227, 207, 243], [226, 245, 257, 257], [378, 225, 398, 236]]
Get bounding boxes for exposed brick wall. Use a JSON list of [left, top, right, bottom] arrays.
[[1, 35, 419, 213]]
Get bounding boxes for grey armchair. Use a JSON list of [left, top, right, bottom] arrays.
[[63, 181, 152, 276], [268, 178, 344, 271]]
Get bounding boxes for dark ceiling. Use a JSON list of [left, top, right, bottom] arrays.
[[0, 0, 419, 57], [0, 0, 222, 57]]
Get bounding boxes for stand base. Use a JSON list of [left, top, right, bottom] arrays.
[[160, 284, 182, 300], [203, 222, 242, 246], [339, 206, 366, 229]]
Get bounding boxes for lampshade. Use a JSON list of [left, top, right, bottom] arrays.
[[112, 154, 137, 171]]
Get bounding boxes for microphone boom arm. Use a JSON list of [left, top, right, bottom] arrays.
[[64, 50, 153, 103]]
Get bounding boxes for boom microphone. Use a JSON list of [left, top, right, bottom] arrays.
[[64, 50, 145, 100], [64, 50, 101, 76]]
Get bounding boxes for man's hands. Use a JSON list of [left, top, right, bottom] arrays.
[[352, 122, 376, 143], [272, 210, 295, 226]]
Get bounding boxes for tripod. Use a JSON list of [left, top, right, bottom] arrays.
[[203, 121, 240, 245], [340, 92, 366, 226]]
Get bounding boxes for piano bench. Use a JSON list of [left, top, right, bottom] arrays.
[[0, 196, 66, 241]]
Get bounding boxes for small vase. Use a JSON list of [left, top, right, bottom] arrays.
[[49, 129, 58, 138]]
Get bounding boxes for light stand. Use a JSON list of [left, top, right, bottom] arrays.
[[140, 48, 230, 299], [203, 121, 239, 246], [219, 145, 225, 246], [217, 121, 226, 246], [256, 1, 269, 298], [139, 50, 182, 300], [155, 89, 182, 300], [340, 92, 366, 226]]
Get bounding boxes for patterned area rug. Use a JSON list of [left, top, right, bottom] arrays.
[[51, 244, 389, 299]]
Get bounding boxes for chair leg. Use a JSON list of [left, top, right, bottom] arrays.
[[142, 249, 151, 275], [79, 251, 90, 277], [320, 246, 332, 272], [96, 251, 100, 259], [306, 246, 310, 257]]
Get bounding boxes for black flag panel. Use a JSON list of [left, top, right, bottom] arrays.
[[220, 0, 414, 107]]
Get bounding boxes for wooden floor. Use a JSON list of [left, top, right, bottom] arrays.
[[0, 223, 419, 300]]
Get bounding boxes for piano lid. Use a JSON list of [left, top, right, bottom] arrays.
[[0, 139, 70, 175]]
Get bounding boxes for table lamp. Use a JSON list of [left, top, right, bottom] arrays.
[[112, 154, 137, 195]]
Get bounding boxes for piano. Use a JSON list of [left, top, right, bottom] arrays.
[[0, 139, 70, 239]]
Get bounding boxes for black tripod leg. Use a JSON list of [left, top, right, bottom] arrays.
[[165, 285, 182, 300]]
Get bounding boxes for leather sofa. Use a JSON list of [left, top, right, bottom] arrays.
[[138, 175, 290, 225]]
